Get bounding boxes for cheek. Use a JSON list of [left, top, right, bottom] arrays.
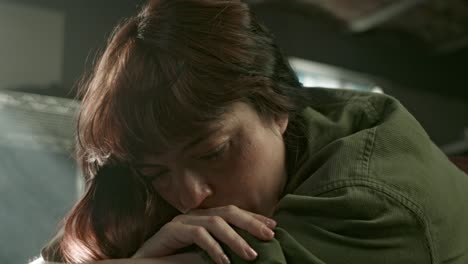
[[216, 134, 270, 190], [202, 141, 253, 195], [233, 130, 286, 193]]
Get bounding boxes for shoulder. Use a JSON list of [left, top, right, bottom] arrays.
[[273, 183, 434, 263], [292, 88, 433, 191], [286, 88, 468, 263], [298, 87, 406, 148], [285, 88, 400, 193]]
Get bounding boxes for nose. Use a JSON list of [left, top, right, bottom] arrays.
[[174, 168, 212, 213]]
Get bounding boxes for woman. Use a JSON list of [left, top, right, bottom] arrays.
[[37, 0, 468, 263]]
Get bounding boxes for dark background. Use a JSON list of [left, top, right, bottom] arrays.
[[0, 0, 466, 263]]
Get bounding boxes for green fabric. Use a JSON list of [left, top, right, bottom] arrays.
[[213, 88, 468, 264]]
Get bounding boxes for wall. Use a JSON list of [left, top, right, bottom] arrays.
[[62, 0, 145, 93], [0, 2, 64, 90]]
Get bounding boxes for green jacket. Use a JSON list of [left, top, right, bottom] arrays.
[[219, 88, 468, 264]]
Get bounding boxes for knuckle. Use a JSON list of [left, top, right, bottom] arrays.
[[256, 214, 269, 223], [191, 226, 206, 237], [161, 221, 177, 232], [246, 215, 257, 226], [172, 214, 185, 222], [248, 217, 265, 233], [224, 205, 238, 214], [207, 215, 224, 226]]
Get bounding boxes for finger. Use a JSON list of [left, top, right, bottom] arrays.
[[187, 225, 232, 264], [134, 222, 190, 257], [181, 215, 258, 261], [190, 205, 275, 241], [248, 212, 277, 229], [146, 222, 230, 264]]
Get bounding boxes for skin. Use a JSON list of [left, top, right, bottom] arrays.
[[133, 102, 290, 263], [138, 102, 289, 217]]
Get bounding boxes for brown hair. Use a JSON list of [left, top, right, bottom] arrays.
[[60, 0, 307, 262]]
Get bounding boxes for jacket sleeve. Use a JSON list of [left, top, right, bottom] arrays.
[[210, 184, 433, 264]]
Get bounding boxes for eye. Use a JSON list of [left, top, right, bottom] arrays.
[[137, 167, 169, 182], [199, 142, 228, 161]]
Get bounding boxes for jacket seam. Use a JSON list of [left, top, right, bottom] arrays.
[[366, 115, 437, 263], [308, 120, 437, 263], [363, 98, 437, 262], [361, 127, 376, 179], [368, 107, 438, 263], [310, 179, 435, 263]]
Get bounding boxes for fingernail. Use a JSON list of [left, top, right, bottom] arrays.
[[266, 219, 277, 228], [245, 247, 258, 259], [220, 254, 230, 264], [262, 226, 275, 238]]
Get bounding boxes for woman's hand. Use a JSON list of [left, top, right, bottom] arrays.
[[132, 205, 277, 264]]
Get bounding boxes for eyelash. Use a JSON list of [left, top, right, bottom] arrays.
[[139, 169, 168, 182], [199, 142, 228, 161], [138, 142, 229, 181]]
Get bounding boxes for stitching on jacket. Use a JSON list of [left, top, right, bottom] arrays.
[[367, 96, 439, 263], [297, 91, 438, 262], [310, 179, 435, 263], [360, 127, 376, 179], [303, 117, 437, 263]]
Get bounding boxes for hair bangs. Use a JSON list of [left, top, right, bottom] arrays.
[[79, 43, 244, 170], [76, 0, 302, 177], [128, 66, 240, 161]]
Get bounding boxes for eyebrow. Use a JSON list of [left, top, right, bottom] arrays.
[[134, 128, 221, 168], [182, 128, 220, 152]]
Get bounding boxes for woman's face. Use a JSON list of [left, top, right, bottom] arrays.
[[137, 102, 289, 216]]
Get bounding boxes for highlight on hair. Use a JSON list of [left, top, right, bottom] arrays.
[[60, 165, 156, 262], [58, 0, 306, 262]]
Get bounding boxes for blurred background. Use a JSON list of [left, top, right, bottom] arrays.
[[0, 0, 466, 263]]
